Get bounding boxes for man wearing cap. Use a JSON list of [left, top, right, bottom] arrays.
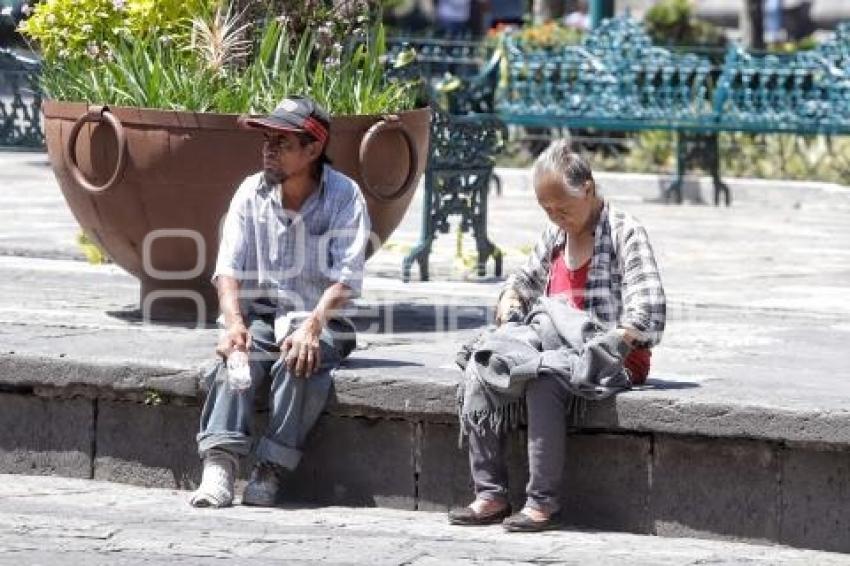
[[190, 96, 371, 508]]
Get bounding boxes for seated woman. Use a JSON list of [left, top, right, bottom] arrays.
[[449, 140, 666, 532]]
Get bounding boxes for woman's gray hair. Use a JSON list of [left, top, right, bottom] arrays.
[[532, 139, 594, 196]]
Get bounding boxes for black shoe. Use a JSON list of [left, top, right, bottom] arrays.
[[448, 503, 512, 526], [502, 510, 562, 532]]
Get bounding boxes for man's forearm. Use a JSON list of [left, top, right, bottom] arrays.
[[307, 282, 353, 329], [216, 276, 244, 328]]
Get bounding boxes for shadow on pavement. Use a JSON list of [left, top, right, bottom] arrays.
[[637, 378, 700, 390], [340, 357, 424, 370]]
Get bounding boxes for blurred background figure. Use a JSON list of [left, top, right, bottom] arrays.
[[384, 0, 434, 33], [437, 0, 473, 35], [0, 0, 32, 48], [564, 0, 590, 30], [764, 0, 785, 44], [488, 0, 525, 29]]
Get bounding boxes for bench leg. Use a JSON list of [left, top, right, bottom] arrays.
[[473, 172, 502, 278], [402, 173, 436, 282], [665, 178, 684, 204], [667, 133, 687, 204], [474, 238, 503, 278], [402, 239, 431, 282], [708, 137, 731, 206], [713, 178, 731, 207], [666, 165, 685, 204], [489, 173, 502, 197]]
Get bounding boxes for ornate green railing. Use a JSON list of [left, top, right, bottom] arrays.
[[712, 35, 850, 134], [480, 16, 850, 203], [387, 35, 491, 83], [0, 48, 42, 148], [499, 18, 850, 133]]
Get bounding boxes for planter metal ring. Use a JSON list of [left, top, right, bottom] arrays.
[[64, 105, 128, 194], [357, 115, 418, 202]]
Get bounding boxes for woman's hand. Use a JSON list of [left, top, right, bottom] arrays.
[[615, 327, 641, 348], [282, 317, 323, 378], [495, 291, 523, 325]]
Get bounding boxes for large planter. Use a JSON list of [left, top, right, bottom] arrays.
[[43, 101, 430, 322]]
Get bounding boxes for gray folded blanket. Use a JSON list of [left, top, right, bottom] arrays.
[[457, 296, 631, 440]]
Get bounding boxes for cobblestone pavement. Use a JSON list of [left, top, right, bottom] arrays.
[[1, 475, 849, 565]]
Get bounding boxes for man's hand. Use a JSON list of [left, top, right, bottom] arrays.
[[215, 275, 249, 359], [282, 316, 323, 378], [495, 291, 523, 325], [216, 321, 251, 359]]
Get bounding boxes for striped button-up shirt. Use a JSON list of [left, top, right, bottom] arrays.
[[503, 201, 666, 348], [213, 165, 371, 318]]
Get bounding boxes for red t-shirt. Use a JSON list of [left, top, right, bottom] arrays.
[[546, 248, 650, 385]]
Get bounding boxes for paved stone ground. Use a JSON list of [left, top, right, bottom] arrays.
[[1, 474, 849, 565]]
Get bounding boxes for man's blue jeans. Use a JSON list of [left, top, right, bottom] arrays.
[[197, 315, 353, 470]]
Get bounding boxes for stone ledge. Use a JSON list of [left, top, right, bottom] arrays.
[[4, 389, 850, 554], [4, 351, 850, 448]]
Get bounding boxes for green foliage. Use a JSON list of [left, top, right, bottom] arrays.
[[624, 130, 675, 171], [41, 33, 218, 111], [767, 35, 818, 54], [28, 1, 419, 115], [493, 21, 583, 49], [143, 389, 164, 406], [76, 230, 110, 264], [19, 0, 210, 58], [309, 24, 420, 115], [586, 130, 850, 184], [719, 133, 850, 184], [644, 0, 726, 48]]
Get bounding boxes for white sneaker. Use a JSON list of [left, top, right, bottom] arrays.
[[190, 449, 238, 508]]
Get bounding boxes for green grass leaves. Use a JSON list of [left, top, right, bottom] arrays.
[[38, 11, 419, 116]]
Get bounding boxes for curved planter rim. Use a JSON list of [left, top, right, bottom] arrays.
[[42, 99, 431, 131]]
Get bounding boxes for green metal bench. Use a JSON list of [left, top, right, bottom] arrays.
[[492, 16, 850, 205], [386, 40, 506, 282], [395, 18, 850, 279], [401, 101, 506, 282]]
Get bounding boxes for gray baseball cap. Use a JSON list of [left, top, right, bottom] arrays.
[[241, 96, 330, 144]]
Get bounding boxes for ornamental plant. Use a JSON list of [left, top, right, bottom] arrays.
[[486, 21, 583, 49], [19, 0, 210, 58], [21, 0, 421, 114], [643, 0, 726, 48]]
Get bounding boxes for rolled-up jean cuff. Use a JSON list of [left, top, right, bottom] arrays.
[[255, 436, 302, 470], [197, 432, 252, 459]]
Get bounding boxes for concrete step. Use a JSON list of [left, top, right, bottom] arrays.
[[2, 256, 850, 553], [2, 474, 849, 566]]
